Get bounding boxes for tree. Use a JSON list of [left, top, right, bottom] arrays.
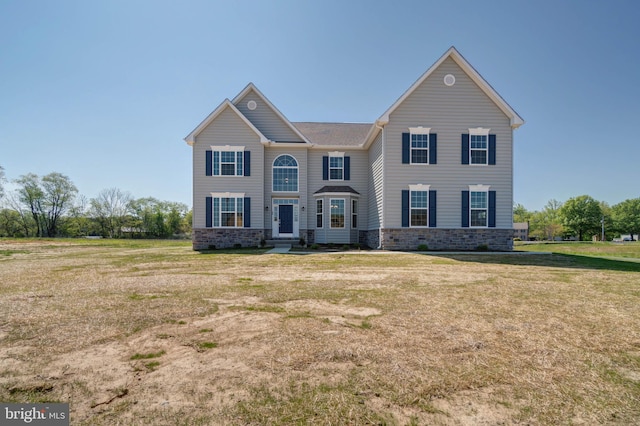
[[14, 172, 78, 237], [560, 195, 602, 241], [0, 165, 6, 201], [611, 198, 640, 240], [513, 203, 531, 223], [528, 199, 564, 241], [90, 188, 133, 238]]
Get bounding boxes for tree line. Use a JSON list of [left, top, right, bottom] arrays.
[[514, 195, 640, 241], [0, 167, 191, 238]]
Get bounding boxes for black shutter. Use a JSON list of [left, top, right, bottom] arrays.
[[429, 134, 437, 164], [244, 197, 251, 227], [488, 134, 496, 165], [461, 191, 470, 227], [205, 196, 212, 228], [244, 150, 251, 176], [401, 190, 410, 227], [429, 190, 437, 227], [205, 150, 213, 176], [488, 191, 496, 227], [461, 134, 469, 165], [402, 133, 410, 164], [344, 156, 350, 180], [322, 156, 329, 180]]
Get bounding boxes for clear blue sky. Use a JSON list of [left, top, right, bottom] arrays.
[[1, 0, 639, 211]]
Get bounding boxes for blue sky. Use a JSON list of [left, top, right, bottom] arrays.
[[1, 0, 639, 211]]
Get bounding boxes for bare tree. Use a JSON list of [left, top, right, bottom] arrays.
[[90, 188, 133, 238]]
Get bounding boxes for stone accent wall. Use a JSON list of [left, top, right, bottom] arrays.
[[306, 229, 315, 244], [380, 228, 514, 251], [361, 229, 380, 249], [193, 228, 264, 250]]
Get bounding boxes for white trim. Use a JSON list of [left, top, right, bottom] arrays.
[[377, 47, 524, 129], [313, 192, 360, 197], [468, 184, 490, 192], [232, 83, 311, 144], [468, 127, 490, 136], [408, 126, 431, 135], [329, 198, 346, 229], [328, 152, 345, 181], [409, 184, 431, 191], [210, 145, 245, 151], [184, 99, 270, 145], [328, 151, 345, 157], [211, 192, 245, 198]]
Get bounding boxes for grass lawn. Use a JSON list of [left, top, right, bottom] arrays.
[[1, 238, 639, 425]]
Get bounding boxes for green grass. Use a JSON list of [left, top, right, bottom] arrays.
[[130, 350, 166, 360]]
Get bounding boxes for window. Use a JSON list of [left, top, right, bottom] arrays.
[[470, 191, 488, 227], [410, 190, 428, 227], [470, 134, 488, 165], [329, 155, 344, 180], [273, 155, 298, 192], [208, 147, 246, 176], [411, 133, 429, 164], [330, 199, 345, 228], [352, 199, 358, 228], [212, 196, 243, 227], [316, 199, 323, 228]]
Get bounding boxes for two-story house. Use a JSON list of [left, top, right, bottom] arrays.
[[184, 47, 524, 251]]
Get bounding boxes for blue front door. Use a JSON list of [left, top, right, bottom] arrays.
[[279, 205, 293, 234]]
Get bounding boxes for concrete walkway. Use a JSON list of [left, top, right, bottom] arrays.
[[266, 245, 291, 254]]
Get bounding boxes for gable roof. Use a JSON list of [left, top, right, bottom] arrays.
[[183, 99, 269, 146], [293, 122, 373, 147], [377, 46, 524, 129], [232, 83, 311, 144]]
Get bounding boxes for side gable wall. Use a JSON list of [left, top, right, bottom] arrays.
[[383, 57, 513, 229], [192, 107, 265, 228]]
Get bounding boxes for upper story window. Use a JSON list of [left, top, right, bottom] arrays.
[[409, 127, 430, 164], [462, 128, 495, 166], [273, 154, 298, 192], [329, 154, 344, 180], [206, 146, 250, 177], [402, 127, 437, 165]]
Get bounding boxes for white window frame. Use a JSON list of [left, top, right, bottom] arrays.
[[468, 128, 490, 166], [330, 198, 345, 229], [351, 199, 358, 228], [272, 154, 299, 192], [316, 199, 323, 229], [211, 145, 245, 176], [409, 127, 431, 165], [409, 184, 430, 228], [211, 192, 245, 228], [469, 184, 490, 228], [328, 151, 344, 181]]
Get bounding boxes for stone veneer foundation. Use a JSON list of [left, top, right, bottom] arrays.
[[379, 228, 514, 251], [193, 228, 513, 251], [193, 228, 264, 250]]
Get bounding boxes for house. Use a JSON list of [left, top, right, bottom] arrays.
[[513, 222, 529, 241], [184, 47, 524, 251]]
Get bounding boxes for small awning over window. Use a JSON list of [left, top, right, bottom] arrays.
[[313, 186, 360, 195]]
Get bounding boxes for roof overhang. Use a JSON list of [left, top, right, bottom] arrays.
[[377, 46, 524, 130], [183, 99, 270, 146]]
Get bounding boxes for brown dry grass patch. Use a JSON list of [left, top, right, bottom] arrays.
[[1, 239, 639, 425]]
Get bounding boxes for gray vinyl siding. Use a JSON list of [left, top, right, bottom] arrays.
[[367, 132, 384, 230], [264, 147, 308, 231], [307, 150, 368, 244], [192, 107, 265, 229], [235, 90, 304, 142], [383, 57, 513, 229]]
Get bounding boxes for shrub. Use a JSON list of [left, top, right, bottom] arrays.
[[342, 245, 350, 251], [310, 244, 319, 250], [476, 244, 489, 251], [417, 244, 429, 251], [233, 243, 242, 249]]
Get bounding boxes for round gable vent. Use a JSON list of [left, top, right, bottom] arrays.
[[247, 100, 257, 110], [444, 74, 456, 86]]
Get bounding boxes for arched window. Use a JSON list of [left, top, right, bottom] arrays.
[[273, 155, 298, 192]]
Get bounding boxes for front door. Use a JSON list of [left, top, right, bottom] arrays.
[[279, 205, 293, 234]]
